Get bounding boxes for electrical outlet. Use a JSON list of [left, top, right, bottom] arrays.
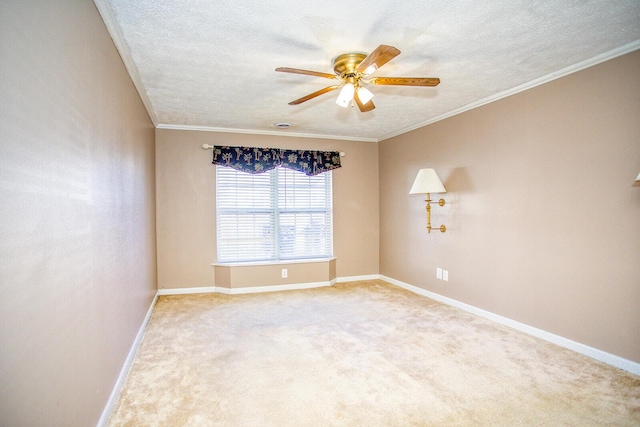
[[281, 268, 288, 278], [443, 270, 449, 281], [436, 267, 443, 280]]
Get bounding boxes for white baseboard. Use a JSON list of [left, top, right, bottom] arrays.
[[158, 275, 385, 296], [97, 291, 159, 427], [158, 274, 390, 295], [157, 280, 335, 296], [336, 274, 380, 283], [157, 286, 218, 295], [380, 275, 640, 376]]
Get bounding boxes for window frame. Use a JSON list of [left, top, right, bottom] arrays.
[[215, 166, 334, 264]]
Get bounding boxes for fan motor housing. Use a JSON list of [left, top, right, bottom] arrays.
[[332, 52, 367, 76]]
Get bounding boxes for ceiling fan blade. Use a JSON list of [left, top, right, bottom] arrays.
[[288, 85, 340, 105], [276, 67, 338, 79], [356, 45, 401, 74], [368, 77, 440, 86], [354, 91, 375, 112]]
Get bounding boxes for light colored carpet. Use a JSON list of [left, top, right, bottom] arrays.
[[108, 280, 640, 426]]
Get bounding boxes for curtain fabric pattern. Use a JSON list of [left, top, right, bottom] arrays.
[[212, 145, 341, 176]]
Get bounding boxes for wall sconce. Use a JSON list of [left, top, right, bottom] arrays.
[[636, 172, 640, 182], [409, 168, 447, 233]]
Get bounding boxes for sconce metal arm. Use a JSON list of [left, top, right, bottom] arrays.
[[425, 193, 446, 233]]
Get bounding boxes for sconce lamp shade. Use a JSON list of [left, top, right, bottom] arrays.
[[636, 172, 640, 182], [409, 168, 446, 194]]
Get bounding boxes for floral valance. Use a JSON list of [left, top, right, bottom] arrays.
[[211, 145, 341, 176]]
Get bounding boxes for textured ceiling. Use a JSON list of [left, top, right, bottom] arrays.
[[95, 0, 640, 142]]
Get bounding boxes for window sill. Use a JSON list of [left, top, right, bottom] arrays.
[[211, 257, 336, 268]]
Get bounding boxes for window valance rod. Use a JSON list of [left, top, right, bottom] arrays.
[[201, 144, 345, 157]]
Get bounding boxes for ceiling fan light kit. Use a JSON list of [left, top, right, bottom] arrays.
[[276, 44, 440, 112], [356, 86, 374, 104], [335, 83, 355, 107]]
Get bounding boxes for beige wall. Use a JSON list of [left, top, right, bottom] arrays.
[[214, 259, 336, 289], [380, 50, 640, 362], [0, 1, 157, 426], [156, 129, 379, 289]]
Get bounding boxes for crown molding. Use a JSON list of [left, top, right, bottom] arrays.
[[156, 123, 379, 142], [93, 0, 159, 126]]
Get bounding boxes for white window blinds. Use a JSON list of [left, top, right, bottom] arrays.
[[216, 166, 333, 263]]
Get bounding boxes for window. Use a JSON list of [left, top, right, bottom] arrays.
[[216, 166, 333, 263]]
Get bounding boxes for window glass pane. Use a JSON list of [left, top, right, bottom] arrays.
[[216, 166, 332, 263], [279, 212, 331, 260], [217, 213, 275, 262]]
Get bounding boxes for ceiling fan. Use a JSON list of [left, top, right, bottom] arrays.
[[276, 44, 440, 112]]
